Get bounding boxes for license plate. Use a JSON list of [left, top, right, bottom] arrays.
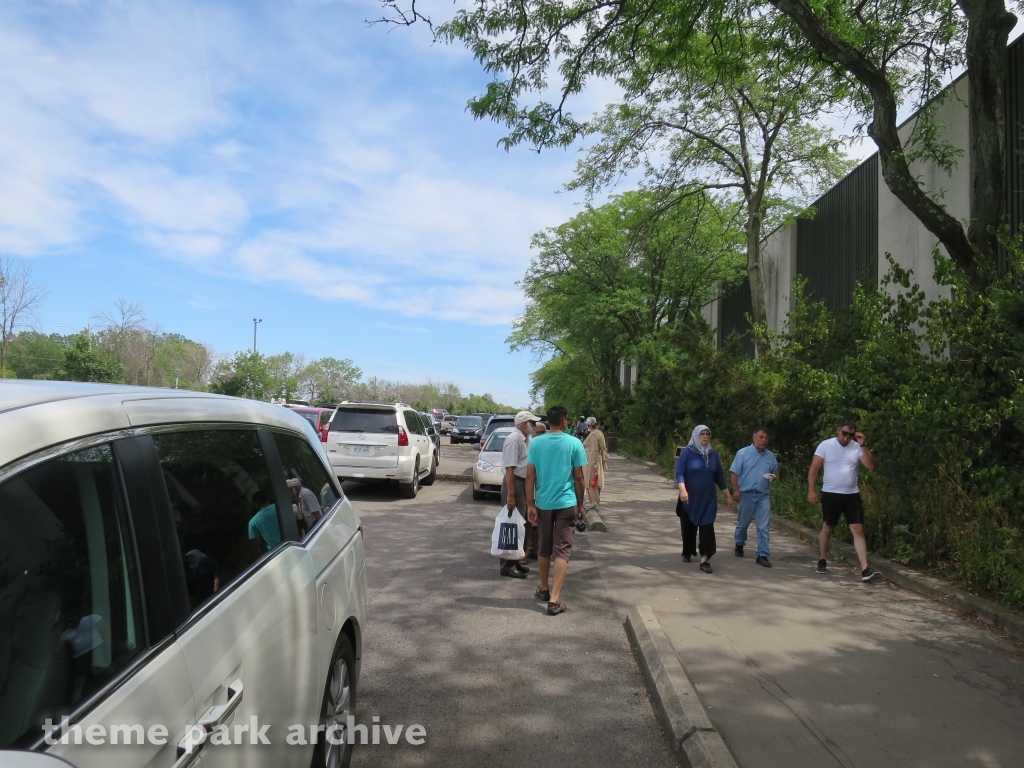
[[351, 445, 371, 455]]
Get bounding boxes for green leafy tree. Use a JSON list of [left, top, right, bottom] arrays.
[[301, 357, 363, 404], [570, 18, 852, 334], [380, 0, 1016, 293], [513, 189, 744, 414], [57, 334, 122, 383], [210, 352, 275, 400], [5, 331, 69, 379]]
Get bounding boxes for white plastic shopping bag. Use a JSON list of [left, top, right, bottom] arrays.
[[490, 505, 526, 560]]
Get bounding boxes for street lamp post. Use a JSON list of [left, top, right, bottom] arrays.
[[252, 318, 262, 354]]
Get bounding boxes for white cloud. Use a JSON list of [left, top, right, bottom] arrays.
[[0, 0, 579, 326]]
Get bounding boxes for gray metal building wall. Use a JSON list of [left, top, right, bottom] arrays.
[[796, 155, 879, 313], [717, 276, 756, 356]]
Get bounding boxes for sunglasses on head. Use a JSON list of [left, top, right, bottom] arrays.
[[840, 430, 856, 438]]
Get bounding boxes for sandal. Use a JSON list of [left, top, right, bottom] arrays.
[[547, 600, 567, 616], [534, 586, 551, 601]]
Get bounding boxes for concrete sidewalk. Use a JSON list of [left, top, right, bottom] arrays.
[[589, 454, 1024, 768]]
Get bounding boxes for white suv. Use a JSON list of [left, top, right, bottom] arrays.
[[0, 380, 366, 768], [324, 403, 437, 498]]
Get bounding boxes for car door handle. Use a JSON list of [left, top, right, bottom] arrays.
[[171, 725, 208, 768], [198, 678, 244, 729]]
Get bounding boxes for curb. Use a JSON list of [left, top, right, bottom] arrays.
[[585, 507, 608, 532], [625, 605, 740, 768], [436, 473, 473, 483], [772, 516, 1024, 643]]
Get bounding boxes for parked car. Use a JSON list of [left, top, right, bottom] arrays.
[[473, 427, 514, 500], [325, 403, 437, 497], [439, 414, 458, 435], [480, 414, 516, 448], [420, 412, 442, 453], [449, 415, 484, 445], [283, 404, 334, 440], [0, 380, 366, 768]]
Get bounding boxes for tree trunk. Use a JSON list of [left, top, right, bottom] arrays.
[[771, 0, 1016, 291], [746, 209, 769, 353], [962, 0, 1017, 266]]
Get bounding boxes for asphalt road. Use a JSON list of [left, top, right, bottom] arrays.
[[344, 478, 678, 768]]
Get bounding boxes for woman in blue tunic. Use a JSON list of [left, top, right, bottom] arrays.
[[675, 425, 734, 572]]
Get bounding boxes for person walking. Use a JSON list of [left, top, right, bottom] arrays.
[[526, 405, 588, 616], [573, 415, 588, 440], [582, 416, 608, 512], [675, 425, 734, 573], [500, 410, 542, 578], [807, 421, 880, 581], [731, 428, 779, 567]]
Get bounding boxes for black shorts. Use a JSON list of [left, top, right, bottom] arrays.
[[821, 492, 864, 527]]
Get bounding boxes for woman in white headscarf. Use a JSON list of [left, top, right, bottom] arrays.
[[674, 425, 733, 573], [583, 416, 608, 511]]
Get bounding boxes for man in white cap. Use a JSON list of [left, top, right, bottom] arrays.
[[287, 477, 322, 538], [499, 410, 542, 577]]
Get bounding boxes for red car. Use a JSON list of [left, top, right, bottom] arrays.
[[283, 405, 334, 441]]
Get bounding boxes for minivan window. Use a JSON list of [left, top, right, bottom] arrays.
[[330, 408, 398, 434], [274, 434, 340, 539], [151, 430, 281, 613], [456, 416, 482, 428], [0, 444, 145, 748]]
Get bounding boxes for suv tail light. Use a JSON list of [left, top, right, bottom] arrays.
[[398, 426, 409, 446], [320, 426, 328, 443]]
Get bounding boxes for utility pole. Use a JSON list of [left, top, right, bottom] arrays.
[[252, 318, 262, 354]]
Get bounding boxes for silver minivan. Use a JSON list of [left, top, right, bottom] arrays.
[[0, 381, 366, 768]]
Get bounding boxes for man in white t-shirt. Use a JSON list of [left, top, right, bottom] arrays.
[[807, 420, 879, 581]]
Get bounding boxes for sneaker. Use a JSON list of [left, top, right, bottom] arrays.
[[861, 568, 880, 582], [682, 554, 692, 563], [816, 559, 828, 574], [547, 601, 567, 616], [534, 586, 550, 602], [734, 544, 744, 557], [699, 561, 713, 574], [756, 555, 772, 568]]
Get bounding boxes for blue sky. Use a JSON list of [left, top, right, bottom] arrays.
[[0, 0, 617, 406]]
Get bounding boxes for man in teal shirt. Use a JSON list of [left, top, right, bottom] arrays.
[[526, 405, 588, 616], [248, 489, 283, 550]]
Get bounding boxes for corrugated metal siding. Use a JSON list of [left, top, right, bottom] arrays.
[[1004, 34, 1024, 274], [796, 155, 879, 313], [717, 277, 756, 357]]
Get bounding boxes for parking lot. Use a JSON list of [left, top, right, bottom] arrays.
[[345, 478, 677, 768]]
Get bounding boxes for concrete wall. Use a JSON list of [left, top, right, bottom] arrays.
[[702, 297, 719, 335], [761, 221, 798, 335], [877, 76, 970, 303], [713, 73, 975, 348]]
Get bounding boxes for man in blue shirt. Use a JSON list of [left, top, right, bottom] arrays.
[[248, 489, 283, 551], [730, 428, 779, 567], [526, 404, 588, 616]]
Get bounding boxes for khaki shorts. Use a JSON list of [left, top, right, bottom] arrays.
[[537, 507, 577, 562]]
